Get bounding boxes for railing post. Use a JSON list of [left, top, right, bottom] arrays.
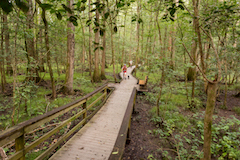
[[15, 134, 25, 160], [104, 88, 107, 100], [133, 89, 137, 113], [83, 102, 87, 125]]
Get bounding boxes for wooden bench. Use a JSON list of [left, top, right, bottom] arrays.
[[138, 76, 148, 90]]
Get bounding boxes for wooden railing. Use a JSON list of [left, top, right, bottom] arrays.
[[0, 83, 113, 160]]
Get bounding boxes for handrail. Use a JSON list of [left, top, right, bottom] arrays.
[[0, 83, 113, 160]]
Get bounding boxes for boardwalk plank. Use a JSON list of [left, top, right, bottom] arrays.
[[49, 67, 137, 160]]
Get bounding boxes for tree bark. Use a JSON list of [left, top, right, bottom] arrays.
[[3, 14, 12, 75], [121, 11, 127, 67], [0, 13, 6, 92], [156, 10, 164, 117], [193, 0, 205, 73], [135, 0, 140, 69], [38, 28, 45, 72], [110, 23, 117, 82], [64, 0, 75, 94], [203, 82, 218, 160], [93, 0, 101, 82], [35, 0, 57, 99], [101, 0, 107, 80], [88, 0, 93, 79], [25, 0, 40, 83], [12, 11, 20, 126]]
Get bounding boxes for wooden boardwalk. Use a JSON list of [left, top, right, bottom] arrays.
[[50, 67, 137, 160]]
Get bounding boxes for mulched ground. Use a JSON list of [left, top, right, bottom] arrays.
[[122, 89, 240, 160]]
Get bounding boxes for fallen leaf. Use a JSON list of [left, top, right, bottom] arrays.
[[112, 151, 118, 154]]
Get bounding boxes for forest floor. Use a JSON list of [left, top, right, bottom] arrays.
[[122, 89, 240, 160], [1, 77, 240, 159]]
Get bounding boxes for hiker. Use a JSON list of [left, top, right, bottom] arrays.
[[122, 64, 128, 79]]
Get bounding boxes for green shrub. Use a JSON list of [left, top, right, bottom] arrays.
[[233, 107, 240, 115]]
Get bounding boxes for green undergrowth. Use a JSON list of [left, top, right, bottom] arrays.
[[0, 68, 109, 130], [149, 110, 240, 159], [136, 68, 240, 159]]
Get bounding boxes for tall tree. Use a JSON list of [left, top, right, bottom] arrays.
[[36, 0, 57, 99], [88, 0, 93, 80], [25, 0, 40, 83], [92, 0, 101, 82], [135, 0, 140, 69], [0, 12, 6, 92], [3, 14, 12, 75], [100, 0, 107, 80], [64, 0, 75, 94]]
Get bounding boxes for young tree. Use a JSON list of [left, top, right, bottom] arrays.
[[35, 0, 57, 99]]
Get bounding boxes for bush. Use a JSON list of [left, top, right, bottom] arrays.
[[233, 107, 240, 115]]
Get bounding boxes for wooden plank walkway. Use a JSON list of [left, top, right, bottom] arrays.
[[49, 67, 137, 160]]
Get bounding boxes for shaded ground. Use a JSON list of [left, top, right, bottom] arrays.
[[122, 95, 163, 160], [215, 90, 240, 119], [123, 89, 240, 160]]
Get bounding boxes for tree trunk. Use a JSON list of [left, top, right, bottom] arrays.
[[25, 0, 40, 83], [12, 11, 20, 126], [193, 0, 205, 73], [155, 10, 165, 117], [38, 28, 45, 72], [135, 0, 140, 69], [110, 23, 117, 82], [3, 14, 12, 75], [88, 0, 92, 79], [203, 82, 218, 160], [36, 0, 57, 99], [121, 11, 127, 67], [93, 0, 101, 82], [0, 13, 6, 92], [188, 0, 198, 106], [223, 61, 227, 107], [101, 0, 107, 80], [82, 24, 86, 64], [64, 0, 75, 94]]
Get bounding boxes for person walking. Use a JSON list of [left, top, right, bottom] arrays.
[[122, 64, 127, 79]]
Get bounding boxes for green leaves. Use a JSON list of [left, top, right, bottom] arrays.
[[117, 2, 125, 8], [56, 12, 62, 20], [0, 0, 13, 14], [15, 0, 29, 13], [178, 4, 184, 10], [86, 19, 92, 26], [62, 4, 73, 14], [39, 3, 53, 10], [104, 12, 110, 19], [100, 28, 105, 36], [169, 8, 176, 17], [69, 16, 78, 26], [132, 15, 143, 24], [113, 26, 118, 33]]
